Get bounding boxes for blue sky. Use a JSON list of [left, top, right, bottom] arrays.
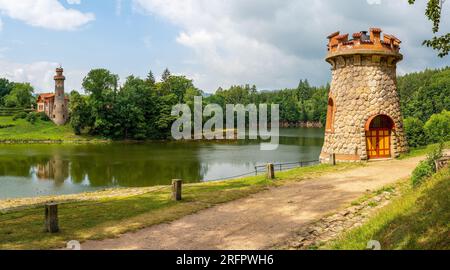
[[0, 0, 448, 93]]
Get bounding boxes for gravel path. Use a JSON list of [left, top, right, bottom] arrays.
[[82, 156, 423, 250]]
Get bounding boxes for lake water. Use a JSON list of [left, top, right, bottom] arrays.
[[0, 128, 324, 199]]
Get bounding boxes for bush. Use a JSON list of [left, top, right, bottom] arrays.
[[403, 117, 427, 147], [424, 110, 450, 143], [37, 111, 50, 121], [411, 142, 444, 187], [411, 160, 434, 187], [25, 112, 37, 124], [12, 111, 28, 121]]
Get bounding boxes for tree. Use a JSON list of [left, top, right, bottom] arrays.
[[403, 117, 427, 147], [297, 79, 311, 102], [82, 69, 119, 99], [161, 75, 196, 103], [0, 78, 14, 106], [408, 0, 449, 57], [3, 83, 34, 108], [424, 110, 450, 142], [161, 68, 171, 82], [69, 91, 92, 135], [146, 70, 155, 85]]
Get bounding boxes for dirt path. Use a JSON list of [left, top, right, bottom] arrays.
[[82, 156, 423, 250]]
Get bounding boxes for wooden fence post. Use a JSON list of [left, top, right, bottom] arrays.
[[329, 153, 336, 166], [44, 203, 59, 233], [267, 163, 275, 179], [172, 179, 183, 201]]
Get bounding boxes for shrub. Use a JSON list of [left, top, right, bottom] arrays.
[[411, 142, 444, 187], [37, 111, 50, 121], [411, 160, 434, 187], [403, 117, 427, 147], [25, 112, 37, 124], [424, 110, 450, 143], [12, 111, 28, 121]]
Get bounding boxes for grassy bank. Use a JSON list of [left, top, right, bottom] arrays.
[[398, 141, 450, 159], [0, 162, 361, 250], [327, 166, 450, 250], [0, 116, 104, 142]]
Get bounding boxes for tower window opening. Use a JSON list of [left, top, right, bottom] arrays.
[[326, 97, 335, 132]]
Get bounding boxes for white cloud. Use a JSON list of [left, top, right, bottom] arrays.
[[133, 0, 449, 92], [0, 0, 94, 31], [0, 60, 85, 93], [116, 0, 123, 16], [367, 0, 382, 5], [0, 17, 2, 31], [66, 0, 81, 4]]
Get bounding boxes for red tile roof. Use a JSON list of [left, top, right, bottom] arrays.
[[38, 93, 55, 99]]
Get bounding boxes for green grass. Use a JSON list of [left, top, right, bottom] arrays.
[[0, 162, 361, 250], [327, 166, 450, 250], [398, 141, 450, 160], [0, 116, 104, 142]]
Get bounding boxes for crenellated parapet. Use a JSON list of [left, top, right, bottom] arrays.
[[326, 28, 402, 69]]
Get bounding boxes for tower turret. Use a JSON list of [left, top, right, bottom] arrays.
[[52, 67, 68, 125], [320, 28, 408, 162]]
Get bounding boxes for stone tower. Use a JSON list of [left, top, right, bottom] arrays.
[[53, 67, 68, 125], [320, 28, 408, 162]]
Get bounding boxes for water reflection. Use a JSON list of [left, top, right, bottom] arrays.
[[0, 128, 324, 199]]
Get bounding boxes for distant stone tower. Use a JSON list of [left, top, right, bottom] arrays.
[[320, 28, 408, 162], [53, 67, 68, 125]]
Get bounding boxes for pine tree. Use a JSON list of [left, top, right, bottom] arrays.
[[161, 68, 171, 82], [146, 70, 155, 85]]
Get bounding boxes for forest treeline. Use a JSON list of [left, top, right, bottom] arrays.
[[0, 66, 448, 141]]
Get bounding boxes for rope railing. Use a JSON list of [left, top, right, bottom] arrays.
[[254, 160, 320, 174]]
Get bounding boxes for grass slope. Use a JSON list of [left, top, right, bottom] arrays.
[[0, 163, 361, 250], [328, 166, 450, 250], [0, 116, 101, 142]]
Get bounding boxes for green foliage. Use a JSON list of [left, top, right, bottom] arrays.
[[146, 70, 155, 85], [209, 82, 329, 125], [0, 78, 14, 106], [161, 68, 171, 82], [82, 69, 118, 99], [424, 110, 450, 143], [36, 112, 50, 122], [69, 91, 92, 135], [408, 0, 449, 57], [403, 117, 427, 147], [3, 83, 34, 108], [398, 67, 450, 122], [411, 142, 443, 187], [25, 112, 37, 124], [12, 111, 28, 121], [408, 0, 450, 57], [329, 167, 450, 250], [411, 160, 434, 187], [423, 33, 450, 58]]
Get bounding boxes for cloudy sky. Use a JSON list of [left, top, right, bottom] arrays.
[[0, 0, 448, 93]]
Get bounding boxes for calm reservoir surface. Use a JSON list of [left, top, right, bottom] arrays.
[[0, 128, 324, 199]]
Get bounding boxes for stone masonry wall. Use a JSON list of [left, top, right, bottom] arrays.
[[321, 55, 408, 161]]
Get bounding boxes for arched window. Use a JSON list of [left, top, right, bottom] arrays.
[[326, 97, 335, 132]]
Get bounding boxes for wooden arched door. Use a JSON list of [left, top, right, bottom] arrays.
[[366, 115, 394, 159]]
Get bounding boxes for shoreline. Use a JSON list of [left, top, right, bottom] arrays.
[[0, 126, 324, 145]]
